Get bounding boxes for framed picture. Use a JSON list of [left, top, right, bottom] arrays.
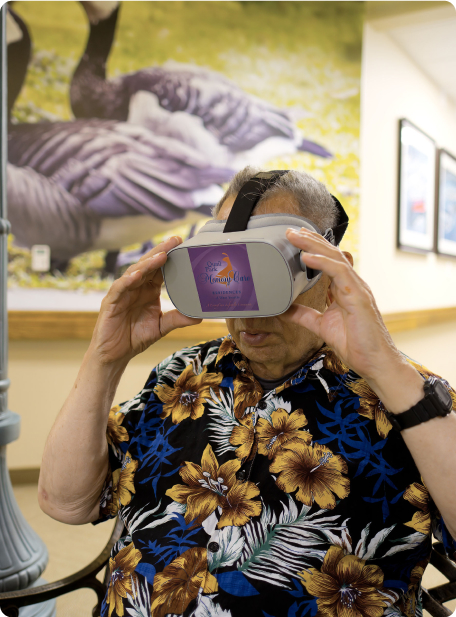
[[436, 149, 456, 257], [397, 119, 436, 252]]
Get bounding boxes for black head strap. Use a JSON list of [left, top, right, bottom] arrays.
[[223, 171, 288, 234], [223, 170, 349, 245], [330, 194, 349, 246]]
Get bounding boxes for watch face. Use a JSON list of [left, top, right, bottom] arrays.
[[433, 380, 453, 411]]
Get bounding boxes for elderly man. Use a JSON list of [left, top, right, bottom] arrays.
[[39, 168, 456, 617]]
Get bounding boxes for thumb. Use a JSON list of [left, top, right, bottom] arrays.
[[160, 310, 202, 338]]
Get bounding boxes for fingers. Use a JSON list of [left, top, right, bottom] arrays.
[[286, 228, 346, 263], [103, 252, 166, 308], [285, 304, 324, 338], [123, 236, 182, 275], [287, 227, 367, 301], [103, 236, 182, 308], [160, 310, 202, 338], [299, 252, 353, 287]]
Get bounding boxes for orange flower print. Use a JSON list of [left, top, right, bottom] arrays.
[[257, 408, 312, 459], [150, 547, 218, 617], [111, 451, 138, 516], [154, 364, 223, 424], [403, 482, 431, 534], [229, 413, 255, 461], [269, 442, 349, 509], [215, 336, 237, 366], [299, 545, 387, 617], [218, 481, 263, 528], [347, 378, 392, 438], [166, 444, 261, 528], [398, 562, 427, 617], [106, 541, 142, 617], [233, 372, 262, 419], [107, 405, 129, 447], [322, 347, 349, 375]]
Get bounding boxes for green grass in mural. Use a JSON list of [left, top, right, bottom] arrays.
[[9, 1, 363, 291]]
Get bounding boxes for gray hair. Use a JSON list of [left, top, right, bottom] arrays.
[[213, 166, 338, 231]]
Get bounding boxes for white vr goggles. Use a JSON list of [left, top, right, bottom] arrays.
[[163, 170, 349, 319]]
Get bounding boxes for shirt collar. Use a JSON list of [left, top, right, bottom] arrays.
[[215, 336, 335, 393]]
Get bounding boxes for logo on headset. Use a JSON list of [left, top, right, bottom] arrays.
[[188, 243, 259, 312], [198, 252, 251, 286]]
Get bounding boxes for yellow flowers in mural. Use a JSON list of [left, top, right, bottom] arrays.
[[8, 0, 361, 295]]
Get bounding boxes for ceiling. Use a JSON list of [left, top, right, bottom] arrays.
[[366, 1, 456, 106]]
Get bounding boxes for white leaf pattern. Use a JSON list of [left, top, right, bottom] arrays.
[[206, 387, 238, 456], [237, 496, 343, 588], [208, 526, 245, 571], [142, 501, 186, 530], [382, 532, 426, 558], [355, 522, 371, 557], [126, 576, 152, 617], [123, 500, 162, 534], [156, 346, 201, 383], [362, 525, 396, 561], [193, 596, 233, 617]]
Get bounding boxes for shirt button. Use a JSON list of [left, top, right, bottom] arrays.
[[237, 469, 246, 481], [208, 541, 220, 553], [257, 400, 267, 410]]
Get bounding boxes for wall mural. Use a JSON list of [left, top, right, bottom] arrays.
[[6, 1, 363, 311]]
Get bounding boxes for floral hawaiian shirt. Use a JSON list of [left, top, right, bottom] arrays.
[[97, 336, 456, 617]]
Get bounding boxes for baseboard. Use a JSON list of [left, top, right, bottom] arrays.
[[9, 467, 40, 485]]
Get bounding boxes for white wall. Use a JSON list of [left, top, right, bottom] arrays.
[[359, 21, 456, 313], [6, 337, 197, 470]]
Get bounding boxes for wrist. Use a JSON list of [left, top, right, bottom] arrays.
[[80, 347, 128, 396], [365, 361, 424, 415]]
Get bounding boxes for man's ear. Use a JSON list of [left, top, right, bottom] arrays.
[[342, 251, 354, 267]]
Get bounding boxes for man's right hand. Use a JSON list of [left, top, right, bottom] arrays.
[[89, 236, 202, 367], [38, 236, 202, 525]]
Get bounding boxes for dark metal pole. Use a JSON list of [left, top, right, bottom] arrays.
[[0, 6, 55, 614]]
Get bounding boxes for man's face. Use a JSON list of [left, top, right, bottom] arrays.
[[216, 192, 331, 379]]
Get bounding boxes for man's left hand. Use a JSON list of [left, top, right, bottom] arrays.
[[285, 227, 424, 413]]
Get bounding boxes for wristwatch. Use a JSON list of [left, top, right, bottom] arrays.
[[385, 376, 453, 431]]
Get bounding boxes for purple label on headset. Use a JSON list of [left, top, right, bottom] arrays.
[[188, 244, 259, 312]]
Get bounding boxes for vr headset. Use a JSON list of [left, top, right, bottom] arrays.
[[162, 170, 348, 319]]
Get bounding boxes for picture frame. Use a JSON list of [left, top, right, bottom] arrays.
[[397, 119, 436, 253], [436, 149, 456, 258]]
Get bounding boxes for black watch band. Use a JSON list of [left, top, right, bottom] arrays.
[[385, 376, 453, 431]]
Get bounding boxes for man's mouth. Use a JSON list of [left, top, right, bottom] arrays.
[[239, 330, 272, 346]]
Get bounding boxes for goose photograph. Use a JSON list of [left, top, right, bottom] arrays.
[[6, 0, 362, 311]]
